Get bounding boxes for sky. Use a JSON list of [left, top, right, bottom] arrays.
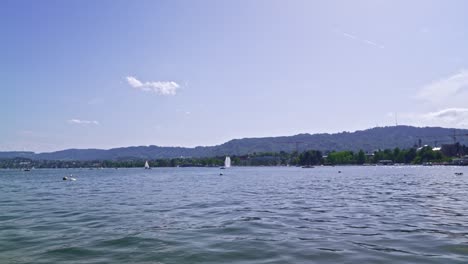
[[1, 0, 468, 152]]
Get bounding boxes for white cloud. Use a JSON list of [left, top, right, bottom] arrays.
[[126, 76, 143, 87], [423, 108, 468, 126], [126, 76, 179, 95], [402, 108, 468, 128], [399, 70, 468, 128], [417, 69, 468, 104], [68, 119, 100, 125]]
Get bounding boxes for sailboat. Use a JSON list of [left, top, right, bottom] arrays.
[[144, 161, 151, 170], [220, 156, 231, 169]]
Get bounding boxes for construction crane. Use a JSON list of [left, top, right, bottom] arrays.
[[414, 130, 468, 157], [416, 129, 468, 146]]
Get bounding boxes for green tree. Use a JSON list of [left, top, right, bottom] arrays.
[[356, 150, 366, 164]]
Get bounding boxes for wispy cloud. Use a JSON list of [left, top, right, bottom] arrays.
[[402, 108, 468, 128], [336, 29, 384, 49], [342, 32, 358, 40], [68, 119, 100, 125], [423, 108, 468, 126], [126, 76, 179, 95], [417, 69, 468, 104], [398, 70, 468, 128]]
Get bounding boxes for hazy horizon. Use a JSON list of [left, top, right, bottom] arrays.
[[2, 124, 467, 153], [2, 0, 468, 152]]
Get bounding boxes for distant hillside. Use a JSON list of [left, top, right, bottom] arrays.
[[1, 126, 468, 161], [0, 151, 35, 159]]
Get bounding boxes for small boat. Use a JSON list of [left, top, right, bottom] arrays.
[[23, 168, 31, 171], [455, 172, 463, 176], [220, 156, 231, 169], [144, 161, 151, 170], [301, 165, 314, 168]]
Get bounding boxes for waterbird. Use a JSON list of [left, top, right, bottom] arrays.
[[455, 172, 463, 176], [63, 175, 76, 181]]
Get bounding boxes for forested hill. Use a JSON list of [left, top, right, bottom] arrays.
[[2, 126, 468, 161]]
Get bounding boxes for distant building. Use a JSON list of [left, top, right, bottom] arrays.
[[417, 145, 430, 151], [377, 160, 394, 165], [452, 155, 468, 166], [416, 145, 442, 152]]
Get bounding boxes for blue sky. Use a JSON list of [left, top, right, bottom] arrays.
[[2, 0, 468, 152]]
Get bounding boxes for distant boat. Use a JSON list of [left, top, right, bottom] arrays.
[[23, 168, 31, 171], [301, 165, 314, 169], [144, 161, 151, 170], [220, 156, 231, 169]]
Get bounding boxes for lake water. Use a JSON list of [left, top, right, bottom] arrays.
[[1, 166, 468, 263]]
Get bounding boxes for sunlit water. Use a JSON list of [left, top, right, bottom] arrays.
[[1, 166, 468, 263]]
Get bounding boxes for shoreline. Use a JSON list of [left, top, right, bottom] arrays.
[[1, 164, 467, 170]]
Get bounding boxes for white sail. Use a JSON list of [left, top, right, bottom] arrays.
[[144, 161, 150, 169], [224, 156, 231, 168]]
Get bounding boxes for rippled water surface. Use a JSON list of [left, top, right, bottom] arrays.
[[1, 166, 468, 263]]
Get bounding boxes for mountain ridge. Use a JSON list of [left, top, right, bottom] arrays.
[[2, 126, 468, 161]]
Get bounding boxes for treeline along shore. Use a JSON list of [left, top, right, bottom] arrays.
[[2, 143, 468, 169]]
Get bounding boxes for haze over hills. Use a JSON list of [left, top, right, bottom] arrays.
[[1, 126, 468, 161]]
